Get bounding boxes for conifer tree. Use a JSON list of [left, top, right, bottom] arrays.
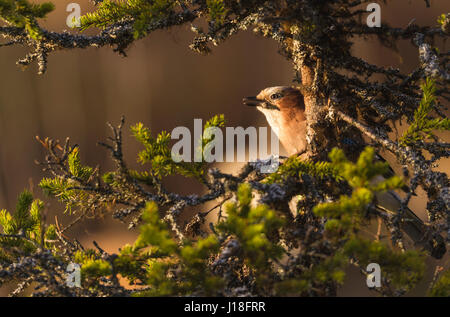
[[0, 0, 449, 296]]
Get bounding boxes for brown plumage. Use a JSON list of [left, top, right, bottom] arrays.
[[243, 86, 307, 156]]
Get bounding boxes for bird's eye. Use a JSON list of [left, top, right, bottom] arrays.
[[270, 93, 283, 100]]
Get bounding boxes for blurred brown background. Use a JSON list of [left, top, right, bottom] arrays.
[[0, 0, 448, 296]]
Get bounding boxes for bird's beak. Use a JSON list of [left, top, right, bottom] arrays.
[[243, 96, 264, 107]]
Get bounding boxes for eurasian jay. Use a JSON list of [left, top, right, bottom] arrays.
[[244, 86, 446, 259]]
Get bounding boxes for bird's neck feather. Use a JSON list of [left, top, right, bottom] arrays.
[[260, 107, 307, 156]]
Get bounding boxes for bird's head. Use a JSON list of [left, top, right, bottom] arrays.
[[243, 86, 306, 128], [243, 86, 305, 118]]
